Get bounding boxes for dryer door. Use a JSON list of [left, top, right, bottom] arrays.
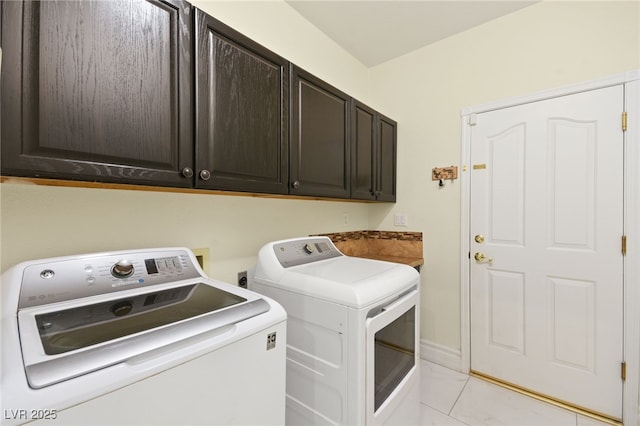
[[365, 288, 420, 425]]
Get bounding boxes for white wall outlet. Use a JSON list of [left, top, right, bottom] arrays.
[[394, 213, 408, 227], [343, 213, 349, 225]]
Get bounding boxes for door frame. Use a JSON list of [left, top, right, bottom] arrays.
[[460, 70, 640, 425]]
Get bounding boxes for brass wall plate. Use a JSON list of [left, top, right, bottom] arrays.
[[191, 248, 210, 275], [432, 166, 458, 181]]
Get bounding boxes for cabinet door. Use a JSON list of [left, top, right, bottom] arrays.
[[290, 65, 350, 198], [1, 0, 194, 187], [376, 114, 397, 202], [351, 100, 397, 202], [351, 101, 376, 200], [195, 10, 289, 194]]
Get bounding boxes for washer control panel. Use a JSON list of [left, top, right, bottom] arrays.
[[18, 249, 202, 309], [273, 237, 343, 268]]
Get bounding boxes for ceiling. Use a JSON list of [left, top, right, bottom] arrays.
[[285, 0, 538, 67]]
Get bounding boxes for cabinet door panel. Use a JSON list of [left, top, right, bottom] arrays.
[[351, 101, 376, 200], [195, 10, 288, 193], [377, 115, 397, 202], [1, 0, 193, 187], [291, 66, 350, 198], [351, 99, 397, 202]]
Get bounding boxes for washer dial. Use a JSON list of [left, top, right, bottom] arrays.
[[111, 260, 134, 278]]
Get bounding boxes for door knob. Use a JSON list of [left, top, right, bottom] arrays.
[[474, 252, 493, 264], [474, 234, 485, 244]]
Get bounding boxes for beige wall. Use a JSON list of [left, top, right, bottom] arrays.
[[0, 0, 375, 285], [0, 184, 371, 285], [1, 1, 639, 355], [368, 0, 640, 350]]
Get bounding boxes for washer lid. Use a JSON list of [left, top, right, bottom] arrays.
[[18, 281, 270, 389], [262, 256, 419, 308]]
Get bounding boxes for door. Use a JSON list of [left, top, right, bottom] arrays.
[[1, 0, 194, 188], [469, 86, 624, 420], [195, 9, 289, 194]]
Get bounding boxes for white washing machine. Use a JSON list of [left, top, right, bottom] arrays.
[[249, 237, 421, 426], [1, 247, 286, 426]]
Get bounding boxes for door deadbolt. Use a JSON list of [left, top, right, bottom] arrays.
[[474, 234, 485, 244]]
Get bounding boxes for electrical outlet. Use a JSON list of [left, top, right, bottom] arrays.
[[343, 213, 349, 226], [394, 213, 408, 227], [237, 270, 247, 288]]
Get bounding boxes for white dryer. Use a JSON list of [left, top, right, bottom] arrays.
[[249, 237, 421, 426], [1, 247, 286, 426]]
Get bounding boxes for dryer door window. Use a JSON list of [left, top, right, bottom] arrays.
[[373, 306, 416, 410]]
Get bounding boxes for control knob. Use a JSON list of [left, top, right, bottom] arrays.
[[303, 243, 315, 254], [110, 301, 133, 317], [111, 260, 134, 278]]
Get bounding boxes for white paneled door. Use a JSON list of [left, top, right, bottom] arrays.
[[469, 86, 624, 420]]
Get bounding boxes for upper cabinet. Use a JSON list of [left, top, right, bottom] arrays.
[[1, 0, 194, 188], [351, 101, 376, 200], [375, 113, 398, 202], [195, 10, 289, 194], [1, 1, 397, 202], [290, 65, 351, 199], [351, 100, 397, 202]]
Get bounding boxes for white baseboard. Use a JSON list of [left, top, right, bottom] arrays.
[[420, 339, 466, 373]]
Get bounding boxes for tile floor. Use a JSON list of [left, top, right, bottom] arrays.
[[420, 360, 614, 426]]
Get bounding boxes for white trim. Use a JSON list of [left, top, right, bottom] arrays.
[[420, 339, 463, 373], [460, 70, 640, 426], [461, 70, 640, 117], [459, 115, 472, 378], [623, 77, 639, 426]]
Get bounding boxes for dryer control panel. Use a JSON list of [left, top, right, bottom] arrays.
[[273, 237, 343, 268]]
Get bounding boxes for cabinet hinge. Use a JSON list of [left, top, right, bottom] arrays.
[[622, 235, 627, 256], [622, 112, 628, 132], [621, 362, 626, 381]]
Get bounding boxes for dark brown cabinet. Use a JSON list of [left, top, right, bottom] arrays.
[[376, 113, 398, 202], [290, 65, 351, 199], [2, 1, 397, 202], [1, 0, 194, 187], [195, 10, 289, 194], [351, 100, 397, 202]]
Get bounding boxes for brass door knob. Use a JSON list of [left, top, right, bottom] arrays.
[[474, 252, 493, 263]]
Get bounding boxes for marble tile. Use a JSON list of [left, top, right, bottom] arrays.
[[421, 361, 469, 414], [422, 404, 470, 426], [449, 377, 577, 426], [577, 414, 616, 426]]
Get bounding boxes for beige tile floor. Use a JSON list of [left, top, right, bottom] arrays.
[[420, 360, 614, 426]]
